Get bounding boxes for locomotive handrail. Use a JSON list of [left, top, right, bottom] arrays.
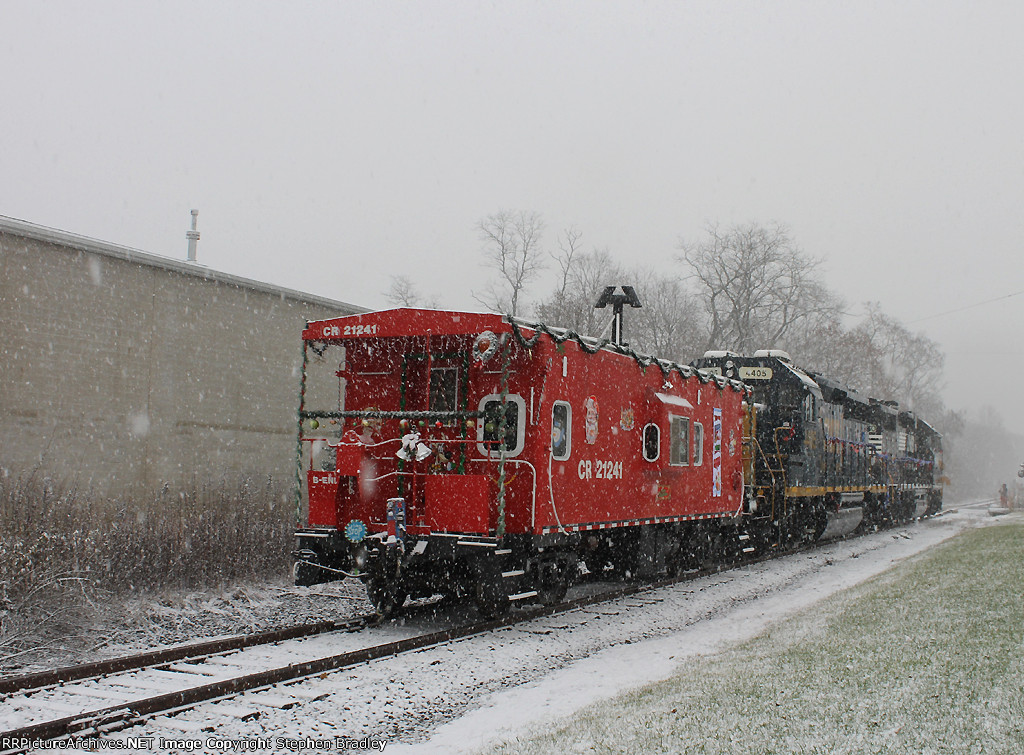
[[749, 434, 784, 521]]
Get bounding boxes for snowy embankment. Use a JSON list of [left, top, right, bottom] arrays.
[[479, 507, 1023, 755], [401, 503, 1003, 753], [0, 578, 372, 675], [47, 504, 990, 753]]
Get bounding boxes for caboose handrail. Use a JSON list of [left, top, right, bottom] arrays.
[[498, 458, 537, 532], [301, 436, 403, 450], [301, 409, 485, 420]]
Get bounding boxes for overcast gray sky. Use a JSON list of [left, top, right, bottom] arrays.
[[3, 1, 1022, 429]]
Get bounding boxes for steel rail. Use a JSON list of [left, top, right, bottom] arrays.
[[0, 512, 947, 750], [0, 549, 793, 750], [0, 616, 373, 697]]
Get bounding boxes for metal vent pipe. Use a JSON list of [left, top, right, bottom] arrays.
[[186, 209, 200, 262]]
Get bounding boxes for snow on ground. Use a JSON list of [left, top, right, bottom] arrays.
[[69, 503, 996, 755], [0, 578, 372, 675], [399, 503, 998, 754]]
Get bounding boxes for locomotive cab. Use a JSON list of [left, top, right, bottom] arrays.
[[693, 350, 863, 544]]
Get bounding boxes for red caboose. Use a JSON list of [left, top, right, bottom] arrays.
[[294, 308, 747, 615]]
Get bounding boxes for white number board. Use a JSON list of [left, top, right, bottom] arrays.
[[738, 366, 773, 380]]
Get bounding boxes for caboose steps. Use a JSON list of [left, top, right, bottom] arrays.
[[508, 591, 540, 601]]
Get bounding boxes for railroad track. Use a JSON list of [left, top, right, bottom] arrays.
[[0, 516, 948, 752], [0, 566, 739, 750], [0, 617, 371, 697]]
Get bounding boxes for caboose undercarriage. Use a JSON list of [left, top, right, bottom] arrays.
[[294, 487, 938, 618], [295, 527, 581, 617]]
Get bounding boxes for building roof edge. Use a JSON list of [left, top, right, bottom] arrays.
[[0, 214, 368, 314]]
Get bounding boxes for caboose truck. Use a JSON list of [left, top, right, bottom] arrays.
[[692, 350, 943, 540], [293, 308, 749, 617]]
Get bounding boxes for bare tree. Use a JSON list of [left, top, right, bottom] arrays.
[[534, 248, 704, 362], [385, 275, 421, 307], [473, 210, 546, 317], [679, 222, 840, 354], [854, 302, 946, 418], [384, 274, 439, 308], [550, 225, 583, 306], [770, 286, 852, 373], [535, 248, 626, 336], [793, 301, 946, 419], [793, 319, 875, 390], [628, 270, 705, 363]]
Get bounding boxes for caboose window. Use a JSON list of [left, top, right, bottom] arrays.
[[477, 394, 526, 458], [429, 367, 459, 414], [669, 416, 690, 466], [642, 423, 660, 462], [551, 401, 571, 460], [693, 421, 704, 466]]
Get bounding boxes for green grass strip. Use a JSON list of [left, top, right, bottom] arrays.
[[488, 523, 1024, 754]]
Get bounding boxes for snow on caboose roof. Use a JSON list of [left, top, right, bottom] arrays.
[[304, 309, 749, 395], [654, 392, 695, 409]]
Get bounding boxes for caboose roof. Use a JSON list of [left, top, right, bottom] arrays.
[[303, 308, 519, 341], [304, 309, 746, 395]]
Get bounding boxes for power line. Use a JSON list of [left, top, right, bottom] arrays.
[[907, 289, 1024, 324]]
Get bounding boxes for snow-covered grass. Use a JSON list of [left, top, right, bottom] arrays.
[[0, 576, 372, 674], [485, 521, 1024, 754], [0, 473, 299, 670]]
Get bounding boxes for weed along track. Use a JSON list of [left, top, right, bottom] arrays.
[[1, 583, 657, 747], [0, 521, 938, 752]]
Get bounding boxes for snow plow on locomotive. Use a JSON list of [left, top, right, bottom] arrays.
[[293, 308, 748, 616], [294, 309, 943, 617]]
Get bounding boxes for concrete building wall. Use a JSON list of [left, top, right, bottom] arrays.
[[0, 216, 364, 499]]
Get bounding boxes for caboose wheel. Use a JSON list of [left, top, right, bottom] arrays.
[[536, 556, 573, 605], [583, 554, 608, 576], [365, 549, 408, 618]]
